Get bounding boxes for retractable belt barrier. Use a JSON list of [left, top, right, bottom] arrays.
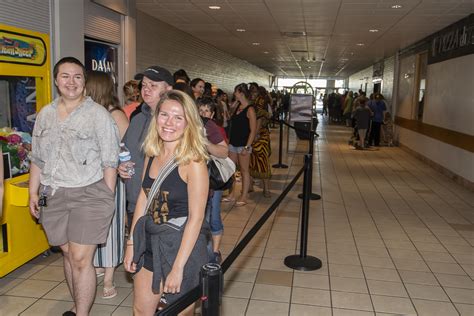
[[157, 120, 322, 316]]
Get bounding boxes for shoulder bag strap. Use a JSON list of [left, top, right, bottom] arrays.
[[142, 155, 178, 216]]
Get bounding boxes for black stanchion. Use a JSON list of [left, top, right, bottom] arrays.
[[298, 119, 321, 200], [200, 263, 222, 316], [285, 154, 322, 271], [272, 119, 288, 169]]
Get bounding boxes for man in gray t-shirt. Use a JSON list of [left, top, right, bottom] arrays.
[[118, 66, 173, 226]]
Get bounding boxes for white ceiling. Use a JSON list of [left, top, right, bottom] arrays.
[[136, 0, 472, 78]]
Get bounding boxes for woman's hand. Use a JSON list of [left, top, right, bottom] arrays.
[[123, 244, 136, 273], [164, 267, 184, 294], [29, 193, 40, 219]]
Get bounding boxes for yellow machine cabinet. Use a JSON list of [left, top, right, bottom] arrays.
[[0, 175, 50, 277], [0, 24, 52, 277]]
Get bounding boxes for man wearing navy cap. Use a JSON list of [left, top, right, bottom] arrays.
[[119, 66, 173, 226]]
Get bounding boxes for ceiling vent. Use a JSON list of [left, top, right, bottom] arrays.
[[282, 31, 307, 38]]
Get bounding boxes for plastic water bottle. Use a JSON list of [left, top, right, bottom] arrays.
[[119, 143, 135, 176]]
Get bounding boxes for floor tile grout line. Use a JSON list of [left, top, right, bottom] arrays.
[[314, 128, 335, 316], [389, 148, 474, 212], [361, 138, 465, 314], [324, 124, 377, 313], [328, 126, 417, 312]]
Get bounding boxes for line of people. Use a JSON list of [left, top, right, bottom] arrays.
[[28, 57, 275, 316], [323, 90, 394, 149]]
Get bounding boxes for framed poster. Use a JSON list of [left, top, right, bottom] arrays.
[[289, 94, 313, 122]]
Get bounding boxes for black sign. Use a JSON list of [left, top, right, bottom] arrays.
[[428, 14, 474, 65], [84, 39, 118, 86]]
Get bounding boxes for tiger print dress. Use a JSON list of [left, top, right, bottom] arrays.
[[250, 99, 272, 179]]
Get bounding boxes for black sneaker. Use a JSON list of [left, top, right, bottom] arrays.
[[63, 312, 76, 316]]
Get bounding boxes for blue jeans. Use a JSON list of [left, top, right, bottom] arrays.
[[209, 190, 224, 235]]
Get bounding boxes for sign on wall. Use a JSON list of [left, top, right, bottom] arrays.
[[84, 39, 118, 86], [429, 14, 474, 65], [0, 30, 47, 66]]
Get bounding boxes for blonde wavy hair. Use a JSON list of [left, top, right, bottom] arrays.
[[142, 90, 209, 164]]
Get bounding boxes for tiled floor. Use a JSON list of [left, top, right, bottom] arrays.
[[1, 118, 473, 315]]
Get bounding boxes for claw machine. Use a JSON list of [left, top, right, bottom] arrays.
[[0, 23, 51, 277]]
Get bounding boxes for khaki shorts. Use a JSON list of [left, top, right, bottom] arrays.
[[40, 179, 115, 246]]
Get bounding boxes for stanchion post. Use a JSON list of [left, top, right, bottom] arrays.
[[285, 154, 322, 271], [200, 263, 222, 316], [298, 119, 321, 200], [272, 119, 288, 169]]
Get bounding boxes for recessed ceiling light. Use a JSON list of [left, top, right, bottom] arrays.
[[252, 42, 260, 46], [236, 28, 246, 32], [369, 29, 379, 32], [356, 43, 365, 46], [263, 51, 269, 54], [391, 4, 402, 9], [209, 5, 221, 10]]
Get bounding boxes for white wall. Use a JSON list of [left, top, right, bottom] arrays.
[[398, 127, 474, 183], [423, 54, 474, 135], [348, 56, 395, 111], [136, 11, 271, 93], [348, 66, 373, 92], [394, 52, 474, 184], [396, 55, 417, 119]]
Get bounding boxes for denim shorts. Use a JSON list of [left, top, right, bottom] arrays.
[[229, 144, 252, 154]]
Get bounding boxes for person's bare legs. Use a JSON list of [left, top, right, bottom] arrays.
[[103, 267, 115, 292], [227, 151, 239, 201], [238, 152, 251, 203], [262, 178, 271, 197], [68, 242, 98, 316], [60, 243, 76, 312], [133, 268, 161, 315], [180, 303, 196, 316], [212, 234, 222, 253]]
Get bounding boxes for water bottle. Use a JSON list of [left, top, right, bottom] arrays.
[[119, 143, 135, 176]]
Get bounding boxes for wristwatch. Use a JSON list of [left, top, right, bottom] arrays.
[[244, 145, 250, 151]]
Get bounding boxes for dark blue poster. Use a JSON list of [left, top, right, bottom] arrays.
[[84, 39, 118, 87], [9, 77, 36, 134]]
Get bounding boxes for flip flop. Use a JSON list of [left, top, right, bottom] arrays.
[[222, 197, 235, 203], [102, 285, 117, 299], [235, 201, 248, 207]]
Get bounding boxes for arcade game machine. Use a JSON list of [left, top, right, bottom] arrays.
[[0, 23, 51, 277]]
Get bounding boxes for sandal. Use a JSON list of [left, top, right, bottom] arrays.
[[235, 201, 248, 207], [222, 197, 235, 203], [102, 285, 117, 299], [95, 268, 105, 278]]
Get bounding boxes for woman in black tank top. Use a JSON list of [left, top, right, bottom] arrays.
[[226, 83, 257, 206], [124, 90, 209, 315]]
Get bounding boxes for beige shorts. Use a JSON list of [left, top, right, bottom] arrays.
[[40, 179, 115, 246]]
